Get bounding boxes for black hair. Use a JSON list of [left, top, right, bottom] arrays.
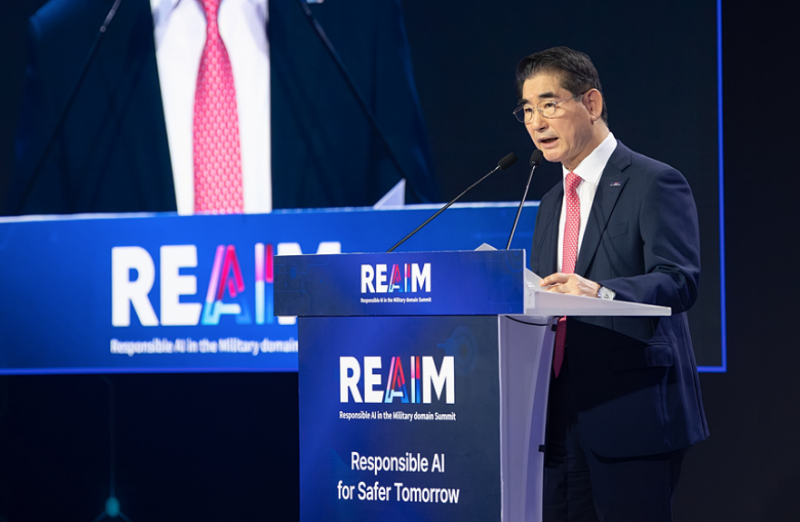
[[516, 46, 608, 123]]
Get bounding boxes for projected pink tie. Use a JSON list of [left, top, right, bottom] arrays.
[[193, 0, 243, 214], [553, 172, 581, 378]]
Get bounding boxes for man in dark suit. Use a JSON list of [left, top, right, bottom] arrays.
[[5, 0, 438, 215], [516, 47, 708, 521]]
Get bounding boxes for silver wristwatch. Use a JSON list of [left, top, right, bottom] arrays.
[[597, 286, 616, 300]]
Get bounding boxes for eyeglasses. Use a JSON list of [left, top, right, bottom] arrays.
[[512, 91, 587, 123]]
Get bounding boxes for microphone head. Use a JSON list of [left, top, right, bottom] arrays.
[[529, 149, 544, 166], [497, 153, 518, 170]]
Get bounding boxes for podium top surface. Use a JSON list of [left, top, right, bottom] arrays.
[[273, 251, 670, 318], [274, 250, 527, 317]]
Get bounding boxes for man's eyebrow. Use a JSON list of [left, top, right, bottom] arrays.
[[518, 92, 558, 105]]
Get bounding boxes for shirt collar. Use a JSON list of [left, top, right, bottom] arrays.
[[562, 132, 617, 187], [151, 0, 267, 21], [151, 0, 179, 17]]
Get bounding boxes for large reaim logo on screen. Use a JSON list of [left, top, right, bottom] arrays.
[[110, 242, 340, 327]]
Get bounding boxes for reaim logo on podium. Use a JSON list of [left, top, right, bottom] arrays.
[[360, 262, 431, 294], [339, 356, 455, 405]]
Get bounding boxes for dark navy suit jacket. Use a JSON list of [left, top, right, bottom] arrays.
[[6, 0, 439, 215], [530, 141, 709, 459]]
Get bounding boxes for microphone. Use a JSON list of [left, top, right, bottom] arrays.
[[387, 153, 517, 252], [15, 0, 123, 215], [505, 149, 544, 249]]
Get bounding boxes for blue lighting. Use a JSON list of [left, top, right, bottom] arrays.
[[705, 0, 728, 373], [105, 497, 120, 518]]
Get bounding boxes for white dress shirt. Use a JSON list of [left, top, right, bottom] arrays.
[[557, 132, 617, 272], [151, 0, 271, 215]]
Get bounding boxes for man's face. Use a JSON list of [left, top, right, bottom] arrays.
[[520, 72, 595, 171]]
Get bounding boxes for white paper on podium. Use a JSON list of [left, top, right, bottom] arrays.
[[475, 242, 670, 318], [523, 268, 670, 318]]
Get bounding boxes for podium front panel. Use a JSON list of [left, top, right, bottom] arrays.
[[299, 315, 502, 521]]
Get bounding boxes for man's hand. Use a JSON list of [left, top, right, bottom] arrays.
[[540, 273, 601, 297]]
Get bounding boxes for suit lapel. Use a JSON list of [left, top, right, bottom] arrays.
[[575, 142, 632, 276], [85, 0, 176, 211]]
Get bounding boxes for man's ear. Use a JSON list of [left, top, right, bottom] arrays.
[[583, 88, 604, 121]]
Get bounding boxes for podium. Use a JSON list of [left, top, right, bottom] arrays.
[[274, 249, 669, 521]]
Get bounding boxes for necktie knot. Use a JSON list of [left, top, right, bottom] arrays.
[[193, 0, 243, 214], [566, 172, 582, 193], [200, 0, 221, 22]]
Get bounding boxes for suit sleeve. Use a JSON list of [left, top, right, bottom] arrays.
[[599, 168, 700, 313]]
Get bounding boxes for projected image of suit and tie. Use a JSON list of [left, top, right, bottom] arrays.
[[0, 0, 729, 520]]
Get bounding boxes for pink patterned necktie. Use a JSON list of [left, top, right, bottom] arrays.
[[553, 172, 582, 378], [193, 0, 244, 214]]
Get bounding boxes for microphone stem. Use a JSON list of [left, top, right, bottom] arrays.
[[506, 163, 536, 249], [387, 165, 500, 252]]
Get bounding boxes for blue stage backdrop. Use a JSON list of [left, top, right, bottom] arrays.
[[0, 204, 536, 374]]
